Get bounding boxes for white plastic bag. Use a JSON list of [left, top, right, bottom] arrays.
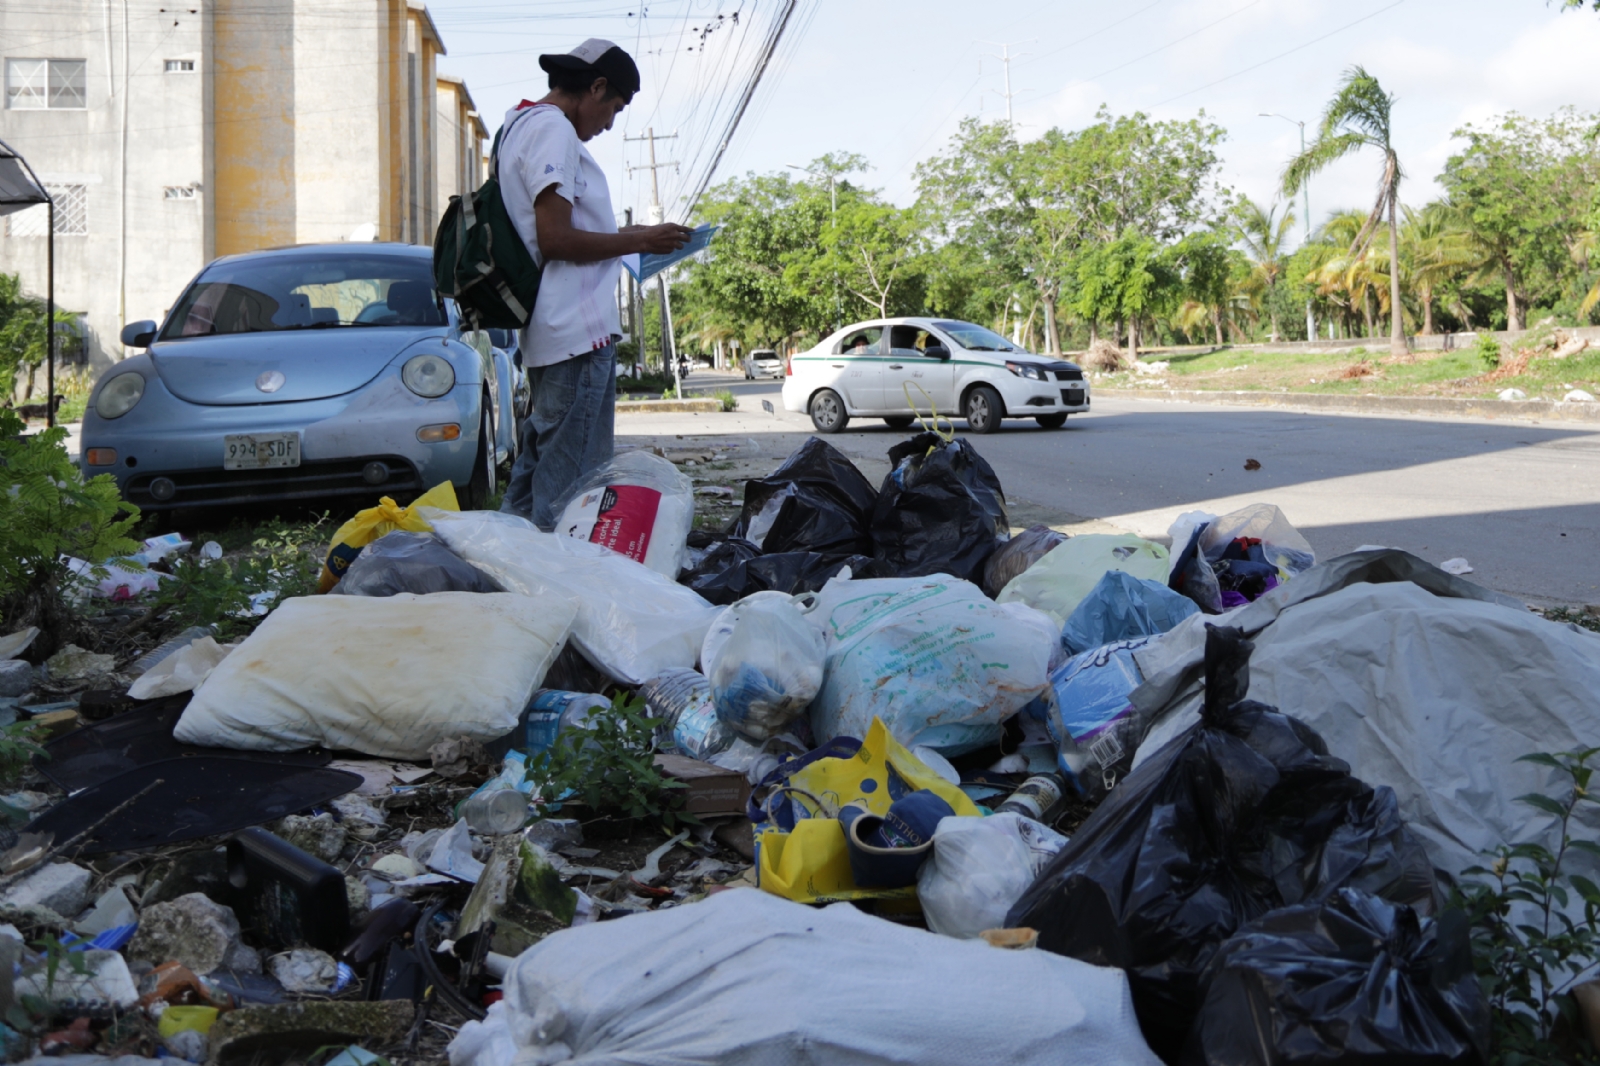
[[127, 637, 234, 700], [551, 450, 693, 577], [918, 813, 1069, 939], [807, 574, 1056, 754], [424, 508, 721, 685], [995, 534, 1169, 625], [175, 592, 574, 759], [701, 591, 825, 742], [447, 885, 1160, 1066]]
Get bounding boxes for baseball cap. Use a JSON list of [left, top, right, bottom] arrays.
[[539, 39, 641, 101]]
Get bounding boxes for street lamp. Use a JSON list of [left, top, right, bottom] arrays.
[[1261, 113, 1316, 342], [787, 163, 842, 331]]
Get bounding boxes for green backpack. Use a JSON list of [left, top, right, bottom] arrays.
[[432, 107, 542, 330]]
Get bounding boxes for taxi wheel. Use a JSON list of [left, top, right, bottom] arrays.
[[809, 389, 849, 434], [964, 385, 1003, 434]]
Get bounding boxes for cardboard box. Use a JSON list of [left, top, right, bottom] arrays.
[[653, 753, 750, 818]]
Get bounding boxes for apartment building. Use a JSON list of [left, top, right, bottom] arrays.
[[0, 0, 488, 371]]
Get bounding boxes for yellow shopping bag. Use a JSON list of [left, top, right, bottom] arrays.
[[756, 717, 980, 904], [316, 481, 459, 592]]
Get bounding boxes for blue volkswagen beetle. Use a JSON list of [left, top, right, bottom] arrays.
[[81, 243, 521, 511]]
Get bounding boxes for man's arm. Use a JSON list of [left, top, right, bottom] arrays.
[[534, 186, 692, 263]]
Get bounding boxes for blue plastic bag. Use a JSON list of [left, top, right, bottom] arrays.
[[1045, 637, 1152, 798], [1060, 570, 1199, 656]]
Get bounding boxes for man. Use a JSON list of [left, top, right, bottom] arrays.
[[499, 39, 690, 527]]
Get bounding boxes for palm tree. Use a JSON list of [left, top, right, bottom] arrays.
[[1284, 66, 1407, 358], [1400, 202, 1475, 335], [1232, 198, 1297, 341]]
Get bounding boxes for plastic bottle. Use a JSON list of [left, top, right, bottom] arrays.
[[127, 626, 217, 679], [995, 772, 1069, 824], [638, 668, 735, 760], [502, 690, 610, 758]]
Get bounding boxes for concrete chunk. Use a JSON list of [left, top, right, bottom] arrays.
[[0, 862, 91, 917]]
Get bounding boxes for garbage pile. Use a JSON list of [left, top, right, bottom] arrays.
[[0, 433, 1597, 1065]]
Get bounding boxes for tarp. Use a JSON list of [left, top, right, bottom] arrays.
[[1130, 550, 1600, 881], [0, 138, 50, 216]]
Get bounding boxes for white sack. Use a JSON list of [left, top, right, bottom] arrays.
[[918, 813, 1068, 940], [127, 637, 233, 700], [1132, 575, 1600, 880], [448, 887, 1159, 1066], [551, 450, 694, 578], [996, 534, 1169, 625], [807, 574, 1056, 753], [424, 508, 720, 686], [175, 592, 573, 759]]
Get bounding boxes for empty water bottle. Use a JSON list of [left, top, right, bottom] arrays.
[[639, 668, 735, 760]]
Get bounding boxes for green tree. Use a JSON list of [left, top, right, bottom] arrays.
[[1075, 230, 1181, 355], [0, 274, 78, 402], [812, 198, 926, 320], [1400, 202, 1476, 335], [1284, 66, 1407, 357], [1172, 230, 1237, 345], [1232, 197, 1297, 341]]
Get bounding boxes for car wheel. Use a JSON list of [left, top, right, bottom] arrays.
[[464, 403, 496, 509], [809, 389, 849, 434], [883, 415, 916, 430], [964, 385, 1003, 434], [1035, 413, 1068, 429]]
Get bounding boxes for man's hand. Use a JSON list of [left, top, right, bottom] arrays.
[[635, 223, 693, 254]]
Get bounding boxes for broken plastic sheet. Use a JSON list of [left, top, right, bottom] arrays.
[[1131, 552, 1600, 882], [448, 886, 1162, 1066], [175, 592, 573, 759], [425, 508, 721, 686]]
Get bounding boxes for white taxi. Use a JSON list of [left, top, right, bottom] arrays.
[[780, 317, 1090, 433]]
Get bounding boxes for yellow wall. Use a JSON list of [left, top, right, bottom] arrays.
[[212, 0, 297, 257]]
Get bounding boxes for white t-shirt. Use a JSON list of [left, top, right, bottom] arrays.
[[499, 103, 621, 368]]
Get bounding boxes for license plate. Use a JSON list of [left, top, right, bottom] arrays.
[[223, 432, 300, 470]]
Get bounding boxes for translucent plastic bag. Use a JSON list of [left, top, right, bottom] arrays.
[[1168, 504, 1317, 613], [918, 813, 1068, 940], [1059, 570, 1199, 656], [996, 534, 1169, 625], [702, 591, 826, 742], [551, 450, 693, 577]]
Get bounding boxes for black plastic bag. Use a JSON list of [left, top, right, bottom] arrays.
[[686, 549, 876, 606], [871, 432, 1008, 585], [727, 437, 879, 556], [981, 524, 1066, 598], [1006, 625, 1436, 1063], [330, 531, 501, 597], [1185, 889, 1488, 1066], [680, 538, 763, 589]]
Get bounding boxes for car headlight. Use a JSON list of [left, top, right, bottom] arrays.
[[1005, 361, 1044, 380], [95, 372, 146, 419], [402, 353, 455, 398]]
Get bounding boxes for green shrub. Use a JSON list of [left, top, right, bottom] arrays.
[[0, 408, 141, 654], [146, 518, 326, 640], [1476, 334, 1504, 370], [525, 692, 695, 828]]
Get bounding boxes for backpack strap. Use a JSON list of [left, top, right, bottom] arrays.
[[491, 104, 550, 184]]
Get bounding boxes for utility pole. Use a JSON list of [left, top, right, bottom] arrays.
[[623, 207, 641, 379], [625, 127, 681, 392], [1262, 112, 1315, 342], [980, 41, 1031, 131]]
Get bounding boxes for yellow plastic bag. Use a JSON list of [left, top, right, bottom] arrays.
[[317, 481, 459, 592], [756, 717, 980, 904]]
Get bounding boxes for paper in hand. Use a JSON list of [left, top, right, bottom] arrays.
[[624, 224, 717, 284]]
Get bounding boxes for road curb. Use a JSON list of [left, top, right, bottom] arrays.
[[616, 398, 723, 414], [1096, 388, 1600, 423]]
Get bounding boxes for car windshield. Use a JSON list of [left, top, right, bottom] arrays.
[[932, 320, 1026, 353], [160, 252, 445, 339]]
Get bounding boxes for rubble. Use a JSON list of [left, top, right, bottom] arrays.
[[206, 1001, 414, 1062], [0, 862, 92, 916], [125, 893, 260, 975], [267, 948, 337, 993]]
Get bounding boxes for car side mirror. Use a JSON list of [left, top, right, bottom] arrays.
[[926, 345, 951, 361], [120, 320, 158, 347]]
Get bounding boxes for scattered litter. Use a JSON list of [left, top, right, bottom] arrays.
[[425, 820, 485, 883], [1564, 388, 1596, 402], [694, 485, 735, 498], [1498, 387, 1527, 401], [126, 636, 232, 700], [269, 948, 338, 994], [0, 627, 40, 660], [45, 644, 116, 682], [997, 534, 1169, 625], [317, 480, 458, 592], [919, 813, 1068, 939], [1439, 557, 1473, 575], [1243, 457, 1261, 471], [981, 525, 1066, 599], [728, 437, 879, 557], [328, 530, 501, 597], [1059, 570, 1200, 657], [872, 433, 1009, 585], [641, 668, 737, 760]]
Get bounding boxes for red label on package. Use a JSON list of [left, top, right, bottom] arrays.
[[588, 485, 661, 562]]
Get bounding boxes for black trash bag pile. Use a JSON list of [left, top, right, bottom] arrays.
[[871, 432, 1009, 585], [330, 531, 502, 597], [686, 548, 878, 606], [727, 437, 879, 556], [1006, 625, 1438, 1063], [1186, 888, 1488, 1066]]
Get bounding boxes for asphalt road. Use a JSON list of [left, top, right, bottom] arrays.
[[664, 371, 1600, 606]]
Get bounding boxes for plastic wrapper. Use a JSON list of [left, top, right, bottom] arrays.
[[727, 437, 879, 556], [639, 668, 735, 761], [870, 432, 1008, 585], [917, 813, 1068, 940], [551, 450, 694, 578], [981, 524, 1066, 599], [1185, 889, 1487, 1066], [702, 591, 826, 742], [807, 574, 1056, 755], [1007, 626, 1438, 1063], [997, 533, 1169, 625], [1045, 637, 1153, 799], [685, 546, 876, 606], [1060, 570, 1200, 656], [329, 531, 501, 597]]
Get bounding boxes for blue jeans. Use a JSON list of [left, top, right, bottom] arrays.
[[500, 343, 616, 530]]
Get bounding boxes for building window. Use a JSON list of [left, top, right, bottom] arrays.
[[5, 59, 87, 110], [163, 185, 197, 200], [164, 59, 195, 73], [5, 185, 88, 236]]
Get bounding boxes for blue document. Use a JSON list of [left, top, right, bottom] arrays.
[[623, 224, 717, 283]]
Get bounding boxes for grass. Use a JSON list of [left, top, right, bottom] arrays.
[[1099, 343, 1600, 401]]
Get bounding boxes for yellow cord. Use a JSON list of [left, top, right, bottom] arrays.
[[902, 380, 956, 456]]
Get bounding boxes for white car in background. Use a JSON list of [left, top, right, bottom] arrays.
[[781, 318, 1090, 433], [744, 349, 784, 379]]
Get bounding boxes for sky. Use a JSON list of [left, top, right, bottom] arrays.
[[429, 0, 1600, 249]]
